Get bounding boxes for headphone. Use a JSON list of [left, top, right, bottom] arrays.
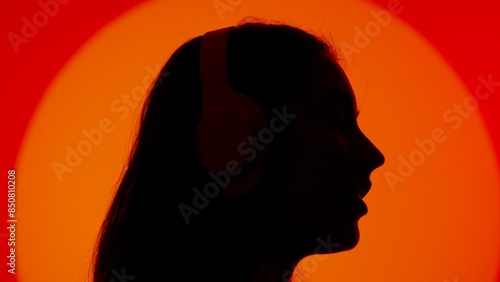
[[197, 26, 269, 198]]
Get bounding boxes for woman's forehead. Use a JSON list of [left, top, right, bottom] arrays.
[[298, 55, 357, 106], [318, 56, 354, 95], [284, 54, 357, 114]]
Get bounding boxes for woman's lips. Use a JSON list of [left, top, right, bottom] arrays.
[[356, 198, 368, 215], [357, 181, 372, 199], [356, 182, 371, 215], [338, 194, 368, 216]]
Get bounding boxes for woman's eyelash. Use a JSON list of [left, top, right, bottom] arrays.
[[313, 108, 350, 129], [322, 105, 360, 129]]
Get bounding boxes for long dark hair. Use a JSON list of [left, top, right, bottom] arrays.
[[91, 17, 336, 282]]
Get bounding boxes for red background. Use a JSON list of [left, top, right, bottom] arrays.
[[1, 0, 499, 281]]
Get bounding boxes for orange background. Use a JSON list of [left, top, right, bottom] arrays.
[[1, 0, 499, 281]]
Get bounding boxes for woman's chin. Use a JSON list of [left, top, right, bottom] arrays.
[[319, 221, 361, 253]]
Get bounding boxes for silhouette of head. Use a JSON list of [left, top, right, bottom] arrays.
[[92, 18, 385, 282]]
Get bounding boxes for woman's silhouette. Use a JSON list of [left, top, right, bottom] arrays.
[[91, 18, 385, 282]]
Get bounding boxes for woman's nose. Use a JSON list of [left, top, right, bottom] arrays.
[[357, 131, 385, 172]]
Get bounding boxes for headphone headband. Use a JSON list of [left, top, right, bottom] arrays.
[[200, 26, 234, 91]]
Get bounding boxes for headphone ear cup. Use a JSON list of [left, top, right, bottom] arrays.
[[197, 97, 268, 198], [197, 114, 254, 172], [222, 143, 267, 198]]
